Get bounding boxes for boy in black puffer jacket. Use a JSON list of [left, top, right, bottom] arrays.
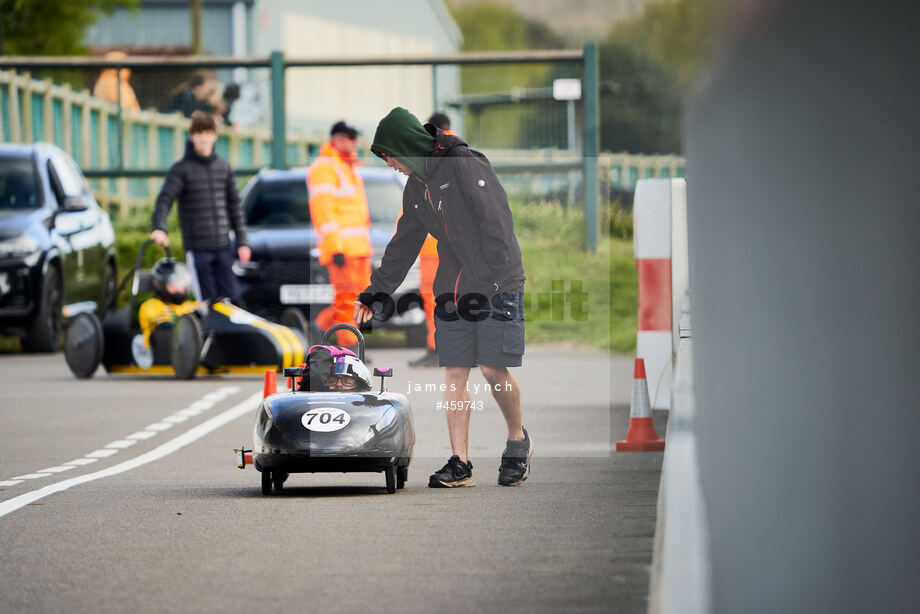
[[151, 111, 250, 303]]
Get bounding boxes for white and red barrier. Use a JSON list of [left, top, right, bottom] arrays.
[[633, 178, 688, 410]]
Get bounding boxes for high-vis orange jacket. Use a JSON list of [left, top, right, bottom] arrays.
[[307, 143, 372, 265]]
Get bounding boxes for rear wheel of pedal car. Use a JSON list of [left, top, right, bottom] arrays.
[[272, 472, 287, 492], [64, 312, 104, 378], [397, 466, 408, 490], [171, 314, 202, 379], [22, 266, 63, 353], [385, 465, 397, 494], [261, 470, 272, 495], [280, 307, 310, 341]]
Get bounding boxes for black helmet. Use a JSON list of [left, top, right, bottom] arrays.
[[151, 258, 192, 304]]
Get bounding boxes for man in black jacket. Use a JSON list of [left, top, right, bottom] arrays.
[[151, 112, 250, 302], [354, 107, 533, 488]]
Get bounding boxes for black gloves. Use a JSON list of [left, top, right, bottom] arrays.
[[332, 253, 346, 267]]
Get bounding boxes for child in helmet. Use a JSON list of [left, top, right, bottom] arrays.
[[299, 346, 372, 392], [138, 258, 200, 348]]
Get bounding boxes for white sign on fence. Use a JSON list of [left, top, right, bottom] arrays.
[[553, 78, 582, 101]]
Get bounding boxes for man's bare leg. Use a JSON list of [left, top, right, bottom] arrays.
[[479, 365, 524, 441], [444, 366, 472, 462]]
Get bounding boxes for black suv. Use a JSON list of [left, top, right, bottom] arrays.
[[0, 143, 117, 352], [234, 166, 427, 346]]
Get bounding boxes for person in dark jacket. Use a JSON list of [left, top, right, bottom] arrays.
[[354, 107, 533, 489], [150, 111, 250, 302]]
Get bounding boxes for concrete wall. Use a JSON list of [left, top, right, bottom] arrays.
[[686, 1, 920, 611]]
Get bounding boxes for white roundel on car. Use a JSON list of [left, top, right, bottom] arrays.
[[301, 407, 351, 432]]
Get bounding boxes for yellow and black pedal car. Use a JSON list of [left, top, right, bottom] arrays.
[[63, 240, 307, 379]]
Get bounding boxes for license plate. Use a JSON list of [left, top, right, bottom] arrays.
[[279, 284, 334, 304]]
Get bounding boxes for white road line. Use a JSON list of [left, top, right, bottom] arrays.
[[85, 449, 119, 459], [38, 466, 76, 474], [64, 458, 98, 467], [105, 440, 137, 449], [0, 391, 261, 519], [11, 473, 51, 480], [0, 480, 23, 487], [1, 386, 237, 486]]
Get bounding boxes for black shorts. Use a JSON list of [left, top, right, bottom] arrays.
[[434, 291, 525, 368]]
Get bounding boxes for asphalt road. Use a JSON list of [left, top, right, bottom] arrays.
[[0, 346, 664, 614]]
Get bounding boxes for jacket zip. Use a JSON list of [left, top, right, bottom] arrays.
[[424, 185, 450, 240], [204, 161, 216, 247], [424, 186, 436, 213], [421, 155, 460, 303]]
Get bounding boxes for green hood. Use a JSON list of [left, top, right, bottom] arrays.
[[371, 107, 436, 180]]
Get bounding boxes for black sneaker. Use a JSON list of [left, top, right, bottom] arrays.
[[498, 427, 533, 486], [409, 349, 439, 368], [428, 455, 475, 488]]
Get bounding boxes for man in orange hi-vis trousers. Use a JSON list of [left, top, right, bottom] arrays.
[[308, 121, 372, 349], [409, 112, 456, 367]]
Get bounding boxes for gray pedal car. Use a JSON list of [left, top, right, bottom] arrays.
[[236, 324, 415, 495]]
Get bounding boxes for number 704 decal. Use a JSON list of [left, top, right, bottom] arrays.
[[301, 408, 351, 432]]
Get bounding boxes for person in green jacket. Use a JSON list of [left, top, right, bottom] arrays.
[[354, 107, 533, 489]]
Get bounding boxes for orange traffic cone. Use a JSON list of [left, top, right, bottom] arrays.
[[263, 369, 277, 399], [616, 358, 665, 452]]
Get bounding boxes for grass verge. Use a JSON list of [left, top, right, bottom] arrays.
[[512, 201, 636, 353]]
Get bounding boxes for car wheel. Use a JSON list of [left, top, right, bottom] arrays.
[[22, 265, 63, 353], [280, 307, 309, 340], [272, 471, 287, 492], [397, 466, 408, 490], [385, 465, 397, 494], [261, 470, 272, 495], [64, 312, 104, 378], [405, 324, 428, 348], [171, 313, 203, 379]]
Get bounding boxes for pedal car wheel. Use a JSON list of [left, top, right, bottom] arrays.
[[64, 312, 104, 379], [280, 307, 309, 337], [261, 470, 272, 495], [171, 314, 202, 379], [272, 472, 287, 492], [385, 465, 397, 494], [397, 466, 408, 490]]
